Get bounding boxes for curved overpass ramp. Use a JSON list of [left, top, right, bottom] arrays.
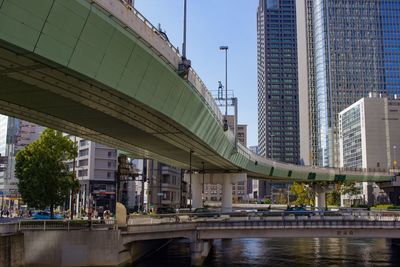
[[0, 0, 392, 182]]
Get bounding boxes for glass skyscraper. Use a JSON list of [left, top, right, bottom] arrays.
[[304, 0, 400, 167], [257, 0, 300, 164]]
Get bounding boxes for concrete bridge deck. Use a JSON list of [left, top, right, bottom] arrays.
[[2, 213, 400, 266]]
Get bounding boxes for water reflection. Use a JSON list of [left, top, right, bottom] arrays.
[[134, 238, 400, 267]]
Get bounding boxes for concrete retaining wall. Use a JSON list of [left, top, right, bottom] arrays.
[[0, 233, 24, 267], [129, 239, 171, 264], [23, 230, 131, 267]]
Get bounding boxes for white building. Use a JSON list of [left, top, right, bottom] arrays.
[[66, 136, 119, 215], [338, 94, 400, 206]]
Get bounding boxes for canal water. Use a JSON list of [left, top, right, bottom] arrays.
[[134, 238, 400, 266]]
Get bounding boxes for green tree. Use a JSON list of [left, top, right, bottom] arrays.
[[326, 190, 341, 206], [340, 182, 362, 206], [290, 182, 315, 206], [341, 182, 361, 196], [15, 129, 78, 218]]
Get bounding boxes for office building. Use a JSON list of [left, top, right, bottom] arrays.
[[0, 116, 44, 210], [257, 0, 299, 202], [257, 0, 300, 164], [298, 0, 400, 167], [66, 137, 119, 215], [146, 160, 183, 209], [339, 94, 400, 205]]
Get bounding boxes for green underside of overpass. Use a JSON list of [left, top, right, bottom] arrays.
[[0, 0, 392, 182]]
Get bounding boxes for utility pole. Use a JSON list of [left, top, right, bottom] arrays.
[[182, 0, 187, 59], [202, 162, 205, 208], [178, 0, 191, 78], [70, 136, 76, 220], [140, 159, 146, 212], [189, 150, 193, 211]]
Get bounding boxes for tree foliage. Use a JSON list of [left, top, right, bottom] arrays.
[[15, 129, 78, 217], [326, 190, 341, 206], [290, 182, 315, 206], [341, 182, 362, 196]]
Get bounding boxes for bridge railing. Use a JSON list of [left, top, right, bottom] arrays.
[[126, 214, 400, 235], [1, 219, 117, 232], [126, 210, 400, 227], [237, 142, 391, 178]]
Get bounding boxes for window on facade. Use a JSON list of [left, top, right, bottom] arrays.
[[78, 169, 88, 177], [79, 140, 88, 146], [79, 149, 89, 157], [78, 159, 88, 167], [108, 161, 115, 168], [162, 174, 169, 184]]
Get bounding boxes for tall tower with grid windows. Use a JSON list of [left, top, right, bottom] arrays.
[[257, 0, 300, 164], [299, 0, 400, 167], [257, 0, 300, 201]]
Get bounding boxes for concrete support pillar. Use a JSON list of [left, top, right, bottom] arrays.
[[191, 174, 202, 209], [313, 183, 331, 210], [222, 174, 232, 212], [191, 239, 213, 266], [315, 191, 326, 209]]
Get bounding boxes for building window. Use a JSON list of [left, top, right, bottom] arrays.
[[79, 149, 89, 157], [79, 140, 88, 147], [267, 0, 279, 10], [78, 159, 88, 167], [78, 169, 88, 177], [108, 161, 115, 168]]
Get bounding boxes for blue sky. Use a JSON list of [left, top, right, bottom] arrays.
[[135, 0, 259, 147]]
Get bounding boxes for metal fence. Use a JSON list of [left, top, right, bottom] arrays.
[[0, 219, 117, 234]]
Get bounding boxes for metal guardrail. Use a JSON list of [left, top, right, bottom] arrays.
[[194, 219, 400, 230], [0, 219, 117, 234], [126, 210, 400, 227], [126, 214, 400, 235]]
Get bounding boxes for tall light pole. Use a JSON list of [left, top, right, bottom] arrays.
[[189, 149, 193, 211], [202, 162, 205, 208], [182, 0, 187, 59], [219, 46, 228, 116], [394, 145, 398, 169], [179, 0, 191, 79]]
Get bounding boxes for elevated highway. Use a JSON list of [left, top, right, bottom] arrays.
[[0, 0, 393, 182]]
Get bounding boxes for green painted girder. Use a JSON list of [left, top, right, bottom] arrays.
[[0, 0, 392, 182]]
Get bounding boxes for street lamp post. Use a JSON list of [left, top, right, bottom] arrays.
[[189, 149, 193, 211], [179, 0, 190, 78], [182, 0, 187, 59], [393, 145, 398, 169], [219, 46, 228, 116], [202, 162, 205, 208]]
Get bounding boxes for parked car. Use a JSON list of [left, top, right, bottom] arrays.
[[156, 207, 176, 214], [32, 211, 62, 220], [284, 206, 314, 216], [193, 208, 219, 218]]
